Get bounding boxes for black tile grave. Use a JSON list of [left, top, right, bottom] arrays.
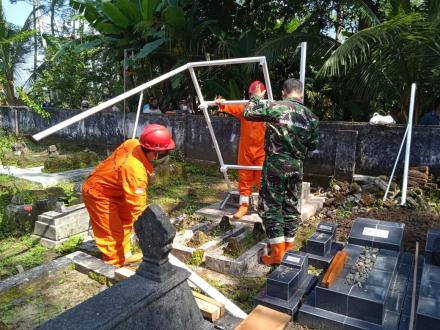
[[301, 222, 344, 269], [255, 251, 317, 317], [416, 228, 440, 328], [299, 218, 413, 330]]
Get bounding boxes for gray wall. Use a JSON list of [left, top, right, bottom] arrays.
[[1, 106, 439, 176]]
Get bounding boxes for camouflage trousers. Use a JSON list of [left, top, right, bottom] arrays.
[[258, 155, 303, 240]]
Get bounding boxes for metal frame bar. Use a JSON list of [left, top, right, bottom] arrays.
[[299, 42, 307, 91], [401, 83, 416, 206], [132, 91, 144, 139]]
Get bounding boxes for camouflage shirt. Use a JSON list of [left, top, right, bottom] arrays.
[[243, 96, 319, 160]]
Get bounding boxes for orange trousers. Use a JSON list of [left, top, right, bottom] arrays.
[[83, 183, 133, 267], [238, 153, 265, 196]]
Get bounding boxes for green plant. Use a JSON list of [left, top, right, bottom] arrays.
[[16, 88, 50, 118], [187, 249, 204, 266], [55, 236, 83, 256]]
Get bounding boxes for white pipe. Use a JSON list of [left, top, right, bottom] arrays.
[[383, 126, 409, 201], [204, 99, 269, 106], [222, 165, 262, 171], [401, 83, 416, 205], [132, 92, 144, 139], [261, 58, 274, 101], [188, 67, 232, 192], [188, 56, 265, 67], [32, 64, 189, 141], [300, 42, 307, 91], [169, 254, 247, 319]]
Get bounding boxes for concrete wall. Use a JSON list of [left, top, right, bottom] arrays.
[[1, 106, 439, 176]]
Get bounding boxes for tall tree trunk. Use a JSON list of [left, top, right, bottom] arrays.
[[50, 0, 56, 35], [335, 2, 344, 43]]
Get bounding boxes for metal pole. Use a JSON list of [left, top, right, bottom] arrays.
[[300, 42, 307, 92], [188, 67, 232, 193], [261, 58, 274, 101], [401, 83, 416, 206], [383, 126, 409, 201], [32, 63, 189, 141], [188, 56, 266, 67], [132, 92, 144, 139], [204, 99, 268, 106]]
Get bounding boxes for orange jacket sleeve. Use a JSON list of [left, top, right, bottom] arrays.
[[120, 165, 148, 222], [220, 104, 245, 119]]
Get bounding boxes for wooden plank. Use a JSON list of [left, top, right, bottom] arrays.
[[114, 267, 135, 282], [235, 305, 290, 330], [192, 291, 225, 316], [194, 296, 221, 322], [322, 251, 348, 288]]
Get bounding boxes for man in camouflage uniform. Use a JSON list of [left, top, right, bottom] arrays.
[[243, 79, 319, 265]]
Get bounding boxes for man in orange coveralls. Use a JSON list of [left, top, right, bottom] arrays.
[[82, 124, 175, 267], [215, 81, 266, 219]]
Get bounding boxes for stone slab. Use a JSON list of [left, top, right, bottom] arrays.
[[37, 204, 88, 226], [68, 251, 118, 284], [31, 231, 92, 248], [348, 218, 404, 251], [204, 239, 270, 277], [255, 274, 317, 318], [34, 216, 90, 241], [302, 242, 345, 269], [0, 253, 75, 294]]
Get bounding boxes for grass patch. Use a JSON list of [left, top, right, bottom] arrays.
[[204, 276, 266, 313], [55, 236, 84, 256]]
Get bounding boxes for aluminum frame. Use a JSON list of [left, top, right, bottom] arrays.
[[32, 49, 308, 208]]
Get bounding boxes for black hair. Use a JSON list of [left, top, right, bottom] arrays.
[[283, 79, 303, 95]]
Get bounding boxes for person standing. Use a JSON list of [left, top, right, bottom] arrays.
[[82, 124, 175, 267], [215, 81, 266, 219], [243, 79, 319, 265], [419, 97, 440, 125]]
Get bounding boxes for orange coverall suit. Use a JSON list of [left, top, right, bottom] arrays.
[[82, 139, 153, 267], [221, 104, 266, 198]]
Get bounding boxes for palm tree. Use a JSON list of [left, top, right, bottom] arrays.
[[0, 1, 35, 105], [318, 0, 440, 121]]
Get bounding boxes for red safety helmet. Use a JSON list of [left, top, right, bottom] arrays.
[[139, 124, 176, 151], [248, 80, 266, 95]]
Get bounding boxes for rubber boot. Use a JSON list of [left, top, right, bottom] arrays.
[[285, 241, 294, 251], [261, 242, 285, 265], [233, 203, 249, 219]]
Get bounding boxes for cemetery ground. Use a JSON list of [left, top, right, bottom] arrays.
[[1, 134, 440, 328]]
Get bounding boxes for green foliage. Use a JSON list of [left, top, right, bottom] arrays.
[[43, 151, 99, 173], [187, 249, 204, 266], [55, 236, 84, 256], [16, 88, 50, 118]]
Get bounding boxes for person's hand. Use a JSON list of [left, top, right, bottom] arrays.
[[214, 95, 225, 105], [253, 84, 266, 98]]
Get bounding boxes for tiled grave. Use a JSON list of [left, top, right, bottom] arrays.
[[195, 182, 325, 223], [204, 227, 270, 277], [172, 218, 246, 262], [299, 218, 413, 329], [416, 228, 440, 328], [301, 222, 344, 268], [255, 251, 317, 317]]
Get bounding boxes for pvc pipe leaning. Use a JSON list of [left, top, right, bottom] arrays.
[[32, 64, 189, 141]]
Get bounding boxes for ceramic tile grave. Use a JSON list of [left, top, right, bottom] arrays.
[[254, 251, 317, 317], [416, 228, 440, 328], [298, 218, 414, 329], [301, 221, 344, 269]]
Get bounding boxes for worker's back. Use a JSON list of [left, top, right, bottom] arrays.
[[84, 139, 153, 199]]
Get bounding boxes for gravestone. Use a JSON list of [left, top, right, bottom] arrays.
[[299, 218, 413, 329], [302, 222, 344, 268], [38, 204, 213, 330], [416, 228, 440, 328], [255, 251, 317, 317], [32, 203, 90, 247]]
